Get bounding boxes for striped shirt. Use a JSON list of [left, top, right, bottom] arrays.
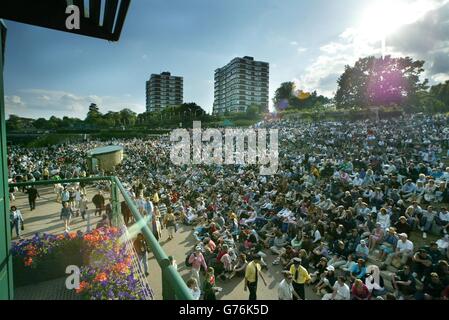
[[158, 203, 167, 217]]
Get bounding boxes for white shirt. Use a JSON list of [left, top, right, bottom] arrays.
[[278, 279, 294, 300], [396, 239, 414, 253], [278, 208, 293, 218], [377, 213, 391, 229], [188, 288, 201, 300], [439, 211, 449, 223], [333, 282, 350, 300]]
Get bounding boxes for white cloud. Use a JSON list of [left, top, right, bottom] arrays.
[[5, 89, 145, 119], [5, 95, 27, 115], [297, 47, 308, 54], [293, 0, 449, 97], [290, 41, 298, 46]]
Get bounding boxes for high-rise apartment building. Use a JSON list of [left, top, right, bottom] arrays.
[[146, 72, 183, 112], [213, 56, 269, 115]]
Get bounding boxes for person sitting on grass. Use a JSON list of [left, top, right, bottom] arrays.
[[412, 248, 433, 281], [327, 240, 348, 269], [310, 257, 329, 284], [230, 253, 247, 279], [280, 245, 298, 269], [314, 265, 337, 297], [385, 233, 414, 269], [350, 259, 367, 283], [391, 265, 416, 299], [368, 222, 384, 251], [322, 276, 350, 300], [378, 227, 398, 261], [351, 278, 371, 300], [415, 272, 445, 300], [419, 205, 436, 239], [355, 240, 369, 261], [271, 231, 288, 255], [340, 253, 357, 275], [394, 216, 412, 237]]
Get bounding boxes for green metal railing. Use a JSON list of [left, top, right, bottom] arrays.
[[10, 176, 193, 300]]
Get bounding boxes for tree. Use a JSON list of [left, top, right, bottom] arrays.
[[430, 80, 449, 107], [245, 104, 260, 119], [335, 55, 428, 109], [6, 115, 25, 131], [85, 103, 103, 128], [89, 103, 99, 113], [104, 111, 120, 127], [273, 82, 295, 110], [273, 82, 330, 111], [47, 116, 63, 130], [33, 118, 48, 130], [119, 109, 137, 127]]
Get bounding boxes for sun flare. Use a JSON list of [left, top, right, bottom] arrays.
[[359, 0, 433, 41]]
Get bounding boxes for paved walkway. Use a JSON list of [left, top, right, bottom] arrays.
[[10, 185, 103, 239], [11, 185, 319, 300], [14, 277, 81, 300]]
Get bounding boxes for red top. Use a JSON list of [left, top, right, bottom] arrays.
[[351, 284, 370, 300]]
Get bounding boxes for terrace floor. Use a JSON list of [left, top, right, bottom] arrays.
[[11, 184, 314, 300], [11, 185, 440, 300]]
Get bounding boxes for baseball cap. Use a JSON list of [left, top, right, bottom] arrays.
[[326, 266, 335, 271]]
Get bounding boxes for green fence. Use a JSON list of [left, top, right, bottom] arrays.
[[9, 176, 193, 300]]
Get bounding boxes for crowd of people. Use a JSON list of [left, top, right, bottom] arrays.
[[7, 113, 449, 300]]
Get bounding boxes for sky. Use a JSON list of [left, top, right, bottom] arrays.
[[3, 0, 449, 119]]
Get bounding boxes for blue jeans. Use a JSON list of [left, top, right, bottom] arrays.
[[420, 217, 433, 232], [11, 220, 20, 237], [139, 252, 149, 274]]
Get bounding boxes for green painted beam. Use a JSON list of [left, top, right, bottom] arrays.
[[9, 176, 193, 300], [9, 176, 115, 188], [113, 176, 193, 300], [0, 20, 13, 300]]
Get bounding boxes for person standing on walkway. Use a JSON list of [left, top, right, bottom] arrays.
[[61, 188, 70, 206], [74, 187, 82, 211], [278, 271, 301, 300], [188, 246, 207, 286], [79, 193, 89, 219], [9, 184, 16, 202], [54, 181, 63, 203], [60, 202, 73, 232], [186, 278, 201, 300], [92, 191, 105, 216], [164, 209, 177, 241], [244, 256, 267, 300], [203, 267, 218, 300], [152, 207, 162, 241], [27, 186, 40, 211], [134, 233, 150, 276], [289, 257, 311, 300], [10, 206, 24, 239]]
